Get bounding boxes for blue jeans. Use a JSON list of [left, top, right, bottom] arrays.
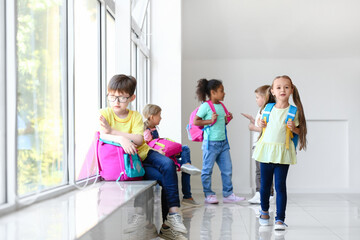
[[143, 150, 180, 221], [260, 162, 290, 222], [201, 140, 233, 197], [177, 145, 192, 199]]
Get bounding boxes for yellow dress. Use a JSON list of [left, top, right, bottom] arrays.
[[252, 105, 299, 165]]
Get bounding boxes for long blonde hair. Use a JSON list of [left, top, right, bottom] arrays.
[[142, 104, 162, 131], [261, 75, 307, 150]]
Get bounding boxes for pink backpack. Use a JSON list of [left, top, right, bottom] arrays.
[[186, 100, 231, 142], [147, 138, 182, 157], [96, 132, 145, 181]]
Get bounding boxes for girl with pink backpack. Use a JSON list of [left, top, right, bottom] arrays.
[[193, 78, 246, 204], [143, 104, 201, 207]]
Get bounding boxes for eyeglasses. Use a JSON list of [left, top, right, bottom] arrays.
[[107, 95, 131, 103]]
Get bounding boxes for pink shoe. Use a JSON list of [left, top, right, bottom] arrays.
[[205, 195, 219, 204], [223, 193, 246, 203]]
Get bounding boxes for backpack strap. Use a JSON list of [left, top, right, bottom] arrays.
[[262, 103, 276, 123], [285, 105, 299, 149]]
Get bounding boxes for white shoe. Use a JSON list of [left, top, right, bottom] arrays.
[[123, 213, 147, 233], [180, 164, 201, 175], [160, 226, 187, 240], [248, 192, 261, 204], [164, 213, 187, 234]]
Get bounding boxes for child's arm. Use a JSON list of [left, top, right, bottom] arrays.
[[144, 128, 153, 142], [248, 122, 262, 132], [225, 112, 233, 124], [241, 113, 255, 124], [193, 113, 217, 126]]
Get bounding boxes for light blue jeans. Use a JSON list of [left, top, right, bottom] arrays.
[[201, 140, 233, 198]]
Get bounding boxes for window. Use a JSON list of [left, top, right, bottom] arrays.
[[131, 0, 150, 112], [74, 0, 101, 181], [0, 0, 5, 204], [16, 0, 66, 196], [106, 11, 116, 85]]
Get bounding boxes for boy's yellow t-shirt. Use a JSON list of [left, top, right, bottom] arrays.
[[99, 107, 150, 161]]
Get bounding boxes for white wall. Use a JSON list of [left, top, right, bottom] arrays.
[[181, 0, 360, 194], [150, 0, 182, 142]]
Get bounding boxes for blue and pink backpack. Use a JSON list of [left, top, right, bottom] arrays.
[[186, 100, 231, 142]]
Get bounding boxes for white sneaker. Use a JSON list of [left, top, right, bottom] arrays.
[[160, 226, 187, 240], [164, 213, 187, 234], [223, 193, 246, 203], [248, 192, 261, 204], [180, 164, 201, 175]]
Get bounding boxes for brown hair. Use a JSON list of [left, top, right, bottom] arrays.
[[261, 75, 307, 150], [196, 78, 223, 102], [142, 104, 162, 131], [255, 85, 270, 96], [108, 74, 137, 96]]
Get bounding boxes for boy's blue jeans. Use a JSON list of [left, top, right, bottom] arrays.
[[177, 145, 192, 199], [143, 150, 180, 221], [201, 140, 233, 198], [260, 162, 290, 222]]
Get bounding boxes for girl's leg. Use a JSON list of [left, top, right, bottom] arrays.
[[255, 159, 261, 192], [215, 141, 234, 197], [201, 141, 219, 197], [274, 164, 290, 222], [260, 163, 274, 212], [178, 146, 192, 199]]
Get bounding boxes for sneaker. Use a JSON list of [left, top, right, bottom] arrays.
[[223, 193, 246, 203], [182, 197, 201, 206], [204, 195, 219, 204], [159, 226, 187, 240], [248, 192, 261, 204], [123, 213, 147, 233], [259, 210, 270, 226], [274, 220, 288, 231], [164, 213, 187, 234], [180, 164, 201, 175]]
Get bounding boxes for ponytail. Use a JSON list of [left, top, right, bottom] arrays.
[[292, 84, 307, 150], [196, 78, 223, 102]]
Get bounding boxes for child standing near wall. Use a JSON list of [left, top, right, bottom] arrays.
[[99, 74, 187, 238], [242, 85, 274, 204], [193, 78, 246, 204], [142, 103, 201, 207], [253, 75, 307, 230]]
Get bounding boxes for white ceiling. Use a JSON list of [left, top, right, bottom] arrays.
[[182, 0, 360, 59]]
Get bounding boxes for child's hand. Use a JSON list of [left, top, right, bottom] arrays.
[[100, 115, 112, 134], [155, 148, 165, 155], [211, 113, 218, 124], [248, 122, 255, 131], [287, 120, 295, 131], [241, 113, 255, 124], [119, 136, 137, 155], [226, 112, 233, 121], [259, 119, 267, 128]]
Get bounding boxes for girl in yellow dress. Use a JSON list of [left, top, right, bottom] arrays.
[[253, 75, 307, 230]]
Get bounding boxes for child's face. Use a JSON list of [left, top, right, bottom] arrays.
[[150, 111, 162, 126], [212, 85, 225, 102], [271, 77, 293, 102], [107, 90, 134, 114], [255, 93, 265, 108]]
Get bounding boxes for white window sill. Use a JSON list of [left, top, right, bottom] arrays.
[[0, 180, 157, 240]]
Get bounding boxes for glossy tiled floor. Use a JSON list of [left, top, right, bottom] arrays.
[[155, 192, 360, 240]]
